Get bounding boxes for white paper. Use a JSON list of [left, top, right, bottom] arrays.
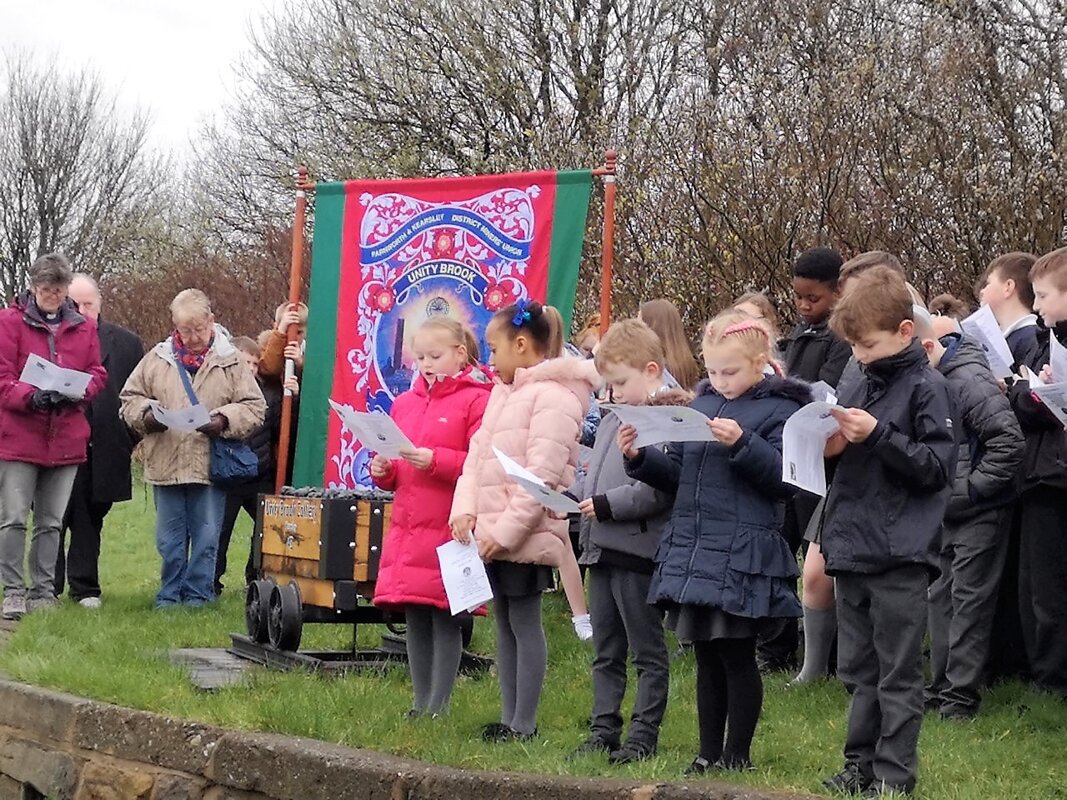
[[436, 538, 494, 615], [1031, 382, 1067, 428], [781, 402, 843, 497], [18, 353, 92, 399], [600, 403, 715, 448], [1022, 365, 1046, 387], [1049, 334, 1067, 384], [150, 402, 211, 432], [328, 399, 413, 458], [961, 305, 1015, 379], [492, 447, 581, 514]]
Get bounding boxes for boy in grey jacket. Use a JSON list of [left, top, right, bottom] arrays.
[[914, 310, 1024, 719], [570, 319, 690, 764]]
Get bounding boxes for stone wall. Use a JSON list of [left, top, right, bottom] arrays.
[[0, 680, 814, 800]]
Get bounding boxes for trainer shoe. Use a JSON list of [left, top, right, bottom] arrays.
[[78, 597, 102, 609], [26, 596, 59, 613], [823, 762, 874, 794], [608, 740, 657, 764], [683, 756, 714, 776], [571, 735, 618, 758], [1, 594, 26, 620]]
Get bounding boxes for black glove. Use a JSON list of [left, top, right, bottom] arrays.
[[29, 389, 52, 412], [197, 414, 228, 439], [142, 409, 168, 434], [43, 390, 76, 408]]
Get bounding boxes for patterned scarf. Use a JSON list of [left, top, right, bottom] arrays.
[[171, 330, 214, 373]]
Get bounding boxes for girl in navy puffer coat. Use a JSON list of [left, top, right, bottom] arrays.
[[621, 310, 808, 774]]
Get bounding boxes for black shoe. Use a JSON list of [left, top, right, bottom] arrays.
[[684, 756, 715, 776], [481, 722, 510, 741], [405, 709, 423, 719], [501, 726, 538, 742], [823, 762, 874, 794], [608, 741, 656, 764], [571, 735, 618, 758], [922, 695, 942, 714]]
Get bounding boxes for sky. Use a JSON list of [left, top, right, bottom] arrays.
[[0, 0, 279, 157]]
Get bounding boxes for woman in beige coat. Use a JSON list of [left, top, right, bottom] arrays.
[[120, 290, 265, 608]]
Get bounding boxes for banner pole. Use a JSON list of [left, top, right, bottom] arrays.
[[275, 165, 315, 493], [595, 149, 618, 336]]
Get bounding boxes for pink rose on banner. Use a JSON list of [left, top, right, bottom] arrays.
[[371, 287, 396, 313], [484, 281, 512, 311]]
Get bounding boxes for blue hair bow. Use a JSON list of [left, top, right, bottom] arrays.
[[511, 298, 532, 327]]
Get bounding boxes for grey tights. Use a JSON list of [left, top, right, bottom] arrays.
[[495, 592, 547, 735], [405, 605, 464, 714]]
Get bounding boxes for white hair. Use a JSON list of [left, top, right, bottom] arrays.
[[170, 289, 212, 321]]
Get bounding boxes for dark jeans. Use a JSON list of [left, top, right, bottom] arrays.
[[589, 565, 669, 748], [1018, 485, 1067, 698], [837, 565, 928, 793], [926, 508, 1008, 714], [56, 464, 113, 601], [214, 480, 270, 595]]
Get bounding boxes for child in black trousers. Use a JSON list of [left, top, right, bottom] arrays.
[[571, 319, 687, 764], [914, 310, 1024, 719], [1007, 247, 1067, 700], [820, 268, 957, 796]]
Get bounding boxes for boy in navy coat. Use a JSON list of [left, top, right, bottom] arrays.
[[820, 267, 958, 797]]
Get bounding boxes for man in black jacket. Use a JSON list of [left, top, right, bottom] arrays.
[[914, 310, 1024, 719], [55, 274, 145, 608], [820, 268, 957, 797]]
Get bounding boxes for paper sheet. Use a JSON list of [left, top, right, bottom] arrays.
[[781, 401, 843, 497], [961, 305, 1015, 379], [1050, 334, 1067, 384], [18, 353, 92, 399], [436, 538, 494, 615], [492, 447, 581, 514], [150, 402, 211, 432], [1031, 382, 1067, 428], [1022, 365, 1046, 387], [328, 399, 414, 458], [600, 403, 715, 448]]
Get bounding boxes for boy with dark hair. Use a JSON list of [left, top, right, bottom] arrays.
[[763, 247, 851, 675], [820, 267, 958, 796], [570, 318, 688, 764], [1007, 246, 1067, 699], [913, 308, 1024, 719], [978, 252, 1039, 367]]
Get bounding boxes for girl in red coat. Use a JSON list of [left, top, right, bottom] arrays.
[[370, 316, 492, 716]]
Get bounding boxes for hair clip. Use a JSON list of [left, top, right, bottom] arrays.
[[723, 320, 766, 338], [511, 298, 532, 327]]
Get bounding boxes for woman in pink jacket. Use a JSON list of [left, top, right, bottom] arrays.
[[450, 300, 600, 741], [370, 317, 491, 716]]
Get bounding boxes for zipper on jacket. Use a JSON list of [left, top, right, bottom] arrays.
[[678, 397, 729, 601]]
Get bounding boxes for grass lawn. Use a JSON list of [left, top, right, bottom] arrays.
[[2, 487, 1066, 799]]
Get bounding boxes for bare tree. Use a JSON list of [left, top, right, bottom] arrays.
[[0, 53, 168, 300]]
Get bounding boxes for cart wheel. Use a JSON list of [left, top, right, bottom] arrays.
[[245, 580, 273, 643], [268, 581, 303, 651]]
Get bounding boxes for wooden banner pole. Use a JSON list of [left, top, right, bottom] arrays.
[[275, 165, 315, 493], [594, 149, 618, 336]]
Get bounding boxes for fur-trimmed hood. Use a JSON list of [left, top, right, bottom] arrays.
[[513, 356, 601, 406]]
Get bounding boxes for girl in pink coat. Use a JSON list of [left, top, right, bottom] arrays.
[[370, 317, 492, 716], [450, 300, 600, 741]]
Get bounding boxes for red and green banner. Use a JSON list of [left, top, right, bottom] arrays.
[[293, 170, 593, 489]]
